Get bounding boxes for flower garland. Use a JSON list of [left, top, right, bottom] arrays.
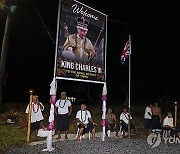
[[59, 99, 67, 108], [81, 110, 87, 122], [33, 103, 40, 113]]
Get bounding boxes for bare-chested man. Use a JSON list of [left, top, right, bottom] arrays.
[[105, 108, 119, 137], [151, 102, 161, 130]]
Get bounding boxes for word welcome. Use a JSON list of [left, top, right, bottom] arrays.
[[72, 4, 98, 21]]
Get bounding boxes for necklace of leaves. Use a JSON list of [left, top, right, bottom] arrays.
[[123, 112, 129, 120], [59, 99, 67, 108], [81, 110, 87, 122], [33, 102, 40, 113]]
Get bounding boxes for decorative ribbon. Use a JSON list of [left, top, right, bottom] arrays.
[[50, 95, 56, 105], [101, 119, 106, 126], [102, 95, 107, 101], [47, 121, 54, 130]]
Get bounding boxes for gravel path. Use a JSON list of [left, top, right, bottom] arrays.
[[7, 137, 180, 154]]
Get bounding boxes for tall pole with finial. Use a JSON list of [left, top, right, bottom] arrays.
[[174, 101, 177, 127], [27, 90, 33, 142], [128, 34, 131, 139]]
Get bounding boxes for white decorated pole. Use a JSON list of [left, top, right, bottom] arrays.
[[128, 34, 131, 139], [39, 78, 56, 152], [175, 101, 178, 127], [101, 83, 107, 141], [39, 0, 59, 151]]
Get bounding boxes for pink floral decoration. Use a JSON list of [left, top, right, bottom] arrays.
[[101, 119, 106, 126], [47, 121, 54, 130], [102, 95, 107, 101], [50, 95, 56, 105]]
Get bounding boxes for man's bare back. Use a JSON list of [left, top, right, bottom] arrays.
[[152, 102, 161, 116], [151, 102, 162, 129]]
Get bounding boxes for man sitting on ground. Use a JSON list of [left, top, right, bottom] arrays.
[[105, 108, 119, 137], [76, 104, 97, 142], [163, 112, 175, 137], [120, 107, 136, 136]]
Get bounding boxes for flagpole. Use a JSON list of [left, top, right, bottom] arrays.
[[128, 34, 131, 139]]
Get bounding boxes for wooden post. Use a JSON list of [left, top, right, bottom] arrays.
[[175, 102, 177, 127], [27, 90, 33, 142]]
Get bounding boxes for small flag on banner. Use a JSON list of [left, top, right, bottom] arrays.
[[121, 38, 131, 65]]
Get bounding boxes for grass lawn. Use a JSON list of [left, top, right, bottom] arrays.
[[0, 121, 27, 151]]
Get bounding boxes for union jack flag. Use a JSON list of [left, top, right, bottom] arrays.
[[121, 39, 131, 65]]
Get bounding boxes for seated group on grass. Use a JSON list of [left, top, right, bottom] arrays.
[[25, 94, 137, 142], [75, 105, 137, 140], [143, 102, 180, 139], [25, 92, 137, 142], [105, 107, 136, 137]]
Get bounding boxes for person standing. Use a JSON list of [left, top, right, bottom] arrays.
[[144, 103, 153, 131], [55, 92, 72, 139], [120, 107, 136, 135], [151, 102, 162, 131], [25, 95, 44, 138]]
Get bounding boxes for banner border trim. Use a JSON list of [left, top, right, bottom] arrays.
[[56, 76, 105, 84]]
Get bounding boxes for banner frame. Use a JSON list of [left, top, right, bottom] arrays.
[[53, 0, 62, 78], [54, 0, 107, 83], [56, 76, 105, 84]]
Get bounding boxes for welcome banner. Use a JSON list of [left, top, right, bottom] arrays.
[[54, 0, 107, 84]]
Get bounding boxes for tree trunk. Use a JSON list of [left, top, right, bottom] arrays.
[[0, 10, 12, 112], [0, 85, 3, 113]]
